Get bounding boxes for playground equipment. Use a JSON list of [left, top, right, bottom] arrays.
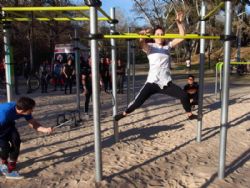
[[1, 0, 235, 182], [54, 110, 81, 129], [85, 0, 234, 181], [215, 62, 250, 98]]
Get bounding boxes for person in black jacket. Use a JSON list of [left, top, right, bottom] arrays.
[[183, 75, 199, 108], [63, 59, 74, 94]]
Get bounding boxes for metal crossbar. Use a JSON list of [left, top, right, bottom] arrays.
[[1, 6, 111, 22], [202, 2, 224, 20], [103, 34, 220, 40]]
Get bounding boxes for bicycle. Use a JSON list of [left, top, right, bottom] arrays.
[[26, 72, 40, 92]]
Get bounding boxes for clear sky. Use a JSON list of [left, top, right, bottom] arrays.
[[73, 0, 134, 15]]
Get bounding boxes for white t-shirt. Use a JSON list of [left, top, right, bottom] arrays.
[[146, 42, 172, 89]]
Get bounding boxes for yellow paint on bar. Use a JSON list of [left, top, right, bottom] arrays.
[[203, 2, 224, 20], [104, 34, 220, 40], [97, 7, 112, 21], [2, 6, 90, 12], [2, 17, 109, 22]]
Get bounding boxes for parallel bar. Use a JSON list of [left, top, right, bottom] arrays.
[[104, 34, 220, 40], [97, 7, 112, 21], [203, 2, 224, 20], [2, 6, 90, 11], [131, 42, 136, 99], [123, 33, 200, 37], [7, 11, 28, 18], [74, 28, 81, 110], [2, 17, 109, 21], [3, 19, 13, 102], [214, 61, 250, 98], [218, 61, 250, 65], [126, 27, 131, 106], [197, 1, 206, 143], [90, 6, 102, 182], [110, 7, 119, 142], [218, 0, 232, 179]]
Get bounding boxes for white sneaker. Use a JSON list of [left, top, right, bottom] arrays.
[[0, 164, 8, 175], [5, 170, 24, 180]]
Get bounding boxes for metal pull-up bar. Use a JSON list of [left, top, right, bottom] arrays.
[[1, 6, 112, 22], [202, 2, 224, 21], [103, 34, 221, 40], [2, 17, 109, 22], [2, 6, 90, 11]]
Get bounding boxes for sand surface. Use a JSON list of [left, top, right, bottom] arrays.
[[0, 75, 249, 188]]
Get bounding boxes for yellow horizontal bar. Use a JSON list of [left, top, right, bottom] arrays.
[[123, 33, 201, 37], [203, 2, 224, 20], [2, 17, 109, 22], [2, 6, 90, 12], [97, 7, 112, 21], [218, 62, 250, 65], [104, 34, 220, 40]]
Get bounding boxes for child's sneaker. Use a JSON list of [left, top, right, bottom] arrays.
[[5, 171, 24, 180], [0, 164, 8, 175]]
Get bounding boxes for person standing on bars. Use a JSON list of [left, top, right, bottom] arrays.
[[115, 12, 197, 121]]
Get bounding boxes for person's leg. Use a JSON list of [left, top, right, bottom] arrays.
[[65, 77, 69, 94], [69, 77, 73, 94], [41, 77, 44, 93], [160, 82, 191, 112], [160, 82, 196, 119], [115, 83, 158, 121], [85, 88, 92, 113], [8, 127, 21, 173], [117, 75, 121, 93], [45, 76, 49, 92], [121, 76, 124, 93], [0, 140, 10, 166]]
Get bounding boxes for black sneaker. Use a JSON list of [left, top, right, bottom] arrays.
[[188, 114, 198, 120], [114, 113, 125, 121]]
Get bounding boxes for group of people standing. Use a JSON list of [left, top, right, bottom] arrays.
[[81, 56, 125, 115], [39, 58, 75, 94]]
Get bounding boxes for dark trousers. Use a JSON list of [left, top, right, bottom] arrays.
[[84, 86, 92, 113], [117, 75, 124, 93], [0, 122, 21, 162], [54, 75, 63, 91], [125, 82, 191, 114], [188, 93, 198, 106], [41, 76, 48, 93], [65, 76, 73, 94]]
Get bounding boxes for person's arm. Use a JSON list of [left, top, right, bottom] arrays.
[[139, 29, 151, 53], [171, 12, 185, 48], [28, 119, 52, 133], [99, 73, 103, 88], [62, 66, 67, 78], [81, 74, 87, 95]]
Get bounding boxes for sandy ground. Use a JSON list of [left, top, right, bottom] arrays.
[[0, 73, 249, 188]]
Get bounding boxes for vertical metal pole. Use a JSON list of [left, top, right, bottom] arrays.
[[131, 41, 136, 99], [3, 20, 13, 102], [215, 64, 218, 95], [29, 13, 34, 71], [218, 0, 232, 179], [110, 7, 119, 142], [126, 27, 131, 106], [74, 28, 80, 110], [197, 1, 206, 143], [237, 16, 242, 62], [90, 6, 102, 182]]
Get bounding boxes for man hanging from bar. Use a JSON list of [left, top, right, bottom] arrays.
[[115, 12, 197, 121]]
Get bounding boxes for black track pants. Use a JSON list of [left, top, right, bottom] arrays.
[[125, 82, 191, 114]]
